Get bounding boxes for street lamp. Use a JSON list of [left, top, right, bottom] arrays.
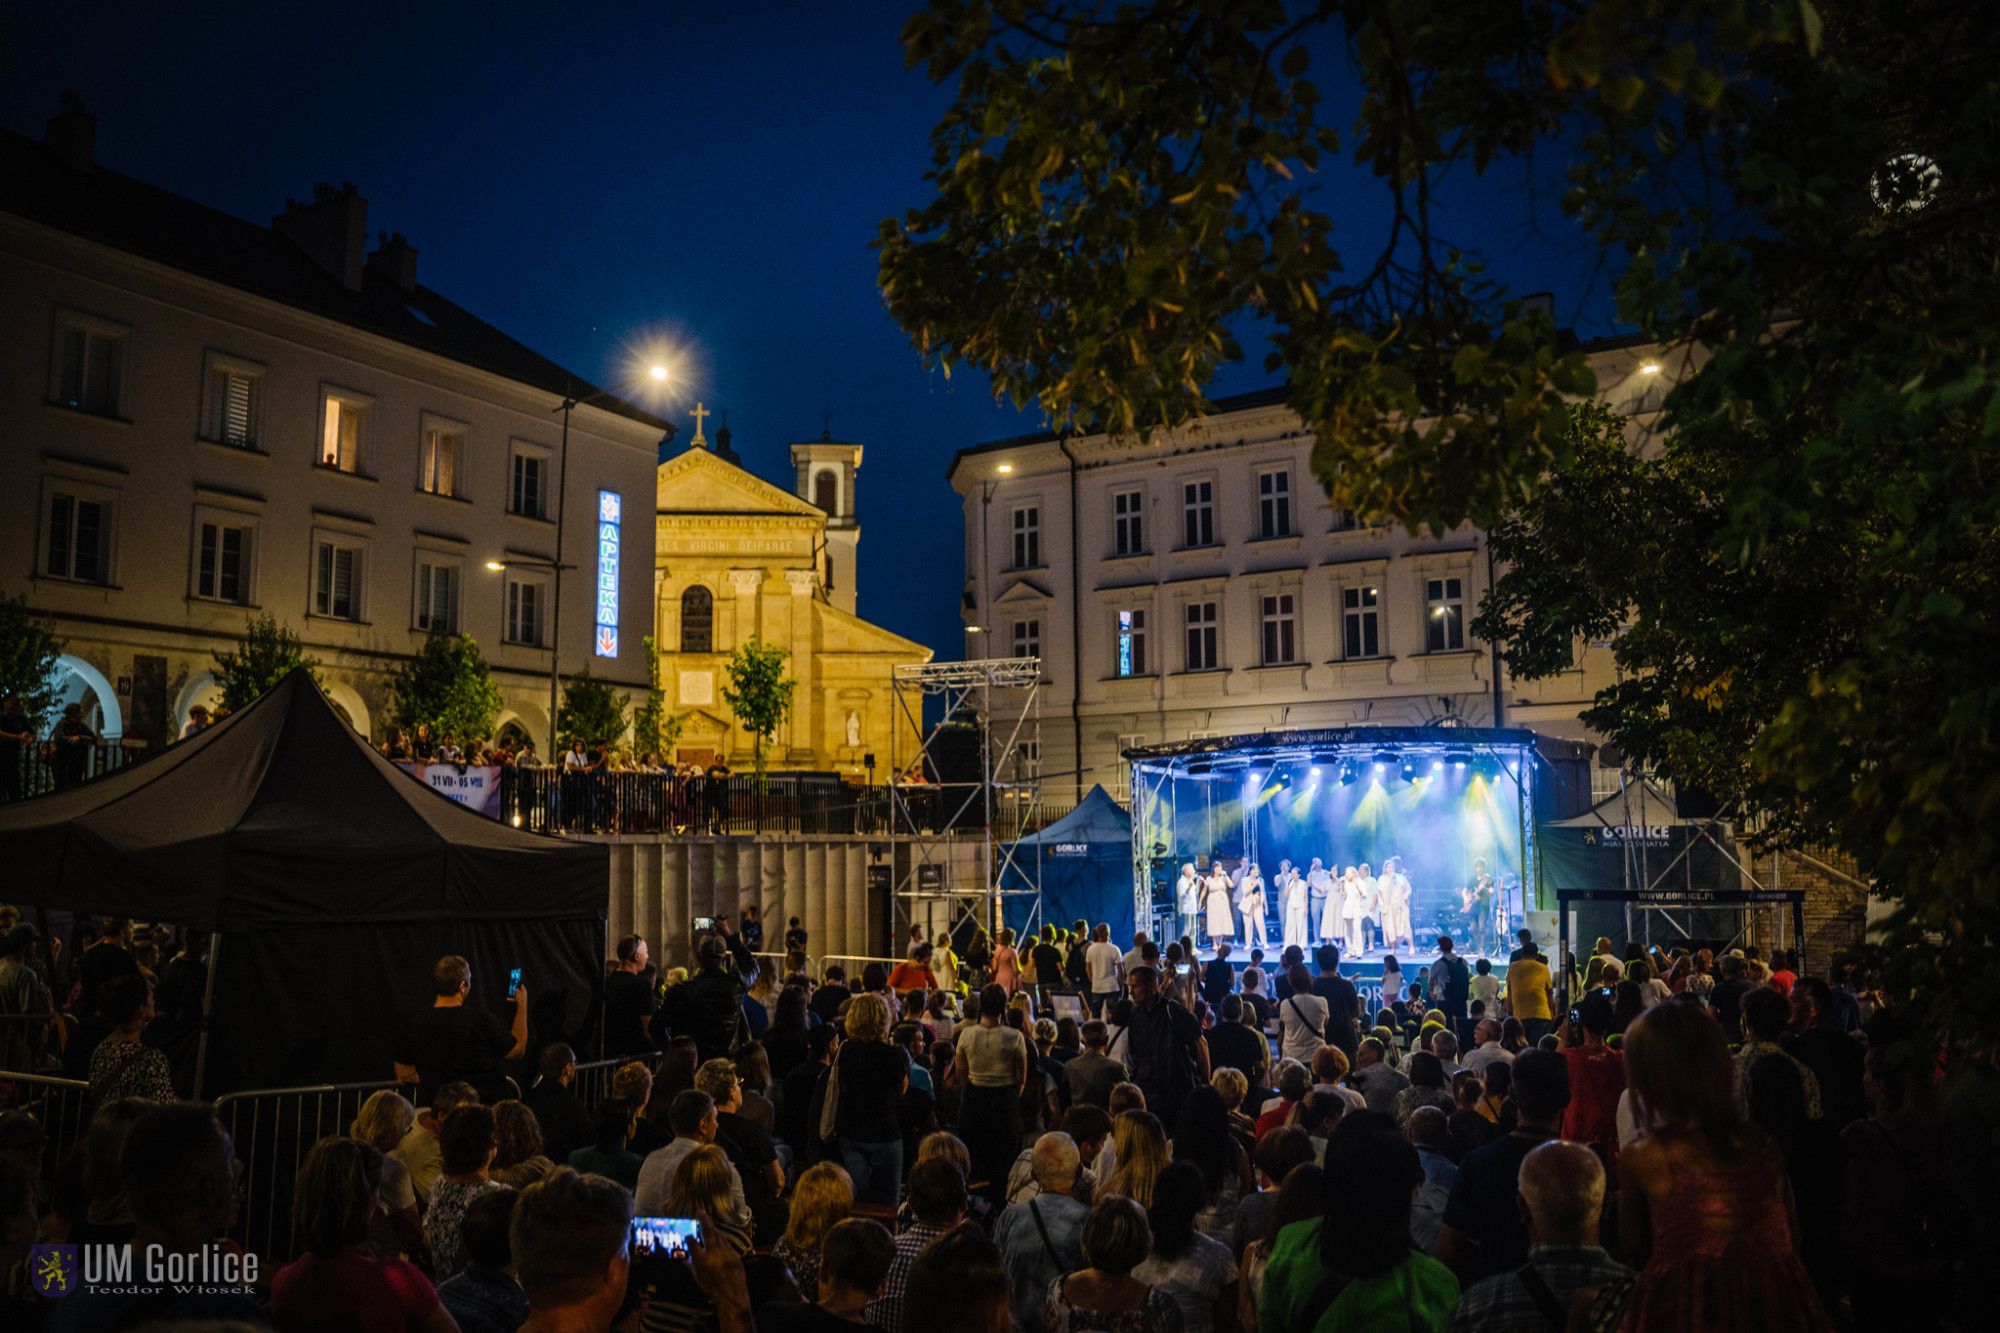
[[490, 369, 670, 750]]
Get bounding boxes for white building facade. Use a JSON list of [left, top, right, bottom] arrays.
[[949, 341, 1676, 807], [0, 107, 663, 752]]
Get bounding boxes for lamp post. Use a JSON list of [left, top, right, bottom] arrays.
[[489, 368, 670, 751]]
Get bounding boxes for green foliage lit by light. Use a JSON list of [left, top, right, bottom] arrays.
[[557, 666, 631, 751], [212, 613, 321, 713], [0, 595, 65, 730], [721, 636, 797, 782], [388, 629, 504, 744], [633, 635, 684, 761]]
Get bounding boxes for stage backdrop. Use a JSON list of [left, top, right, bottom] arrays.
[[999, 785, 1135, 945]]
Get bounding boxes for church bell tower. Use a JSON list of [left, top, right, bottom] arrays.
[[790, 430, 862, 616]]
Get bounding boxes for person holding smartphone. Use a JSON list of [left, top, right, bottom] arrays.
[[393, 954, 527, 1106]]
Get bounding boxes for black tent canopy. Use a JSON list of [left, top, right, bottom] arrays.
[[0, 668, 608, 1091]]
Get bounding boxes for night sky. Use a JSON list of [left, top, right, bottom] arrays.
[[4, 3, 1620, 663]]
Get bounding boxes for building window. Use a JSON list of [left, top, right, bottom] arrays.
[[1185, 601, 1218, 670], [1258, 470, 1292, 538], [1012, 505, 1040, 568], [814, 471, 838, 514], [1426, 577, 1466, 651], [314, 542, 361, 620], [321, 396, 366, 473], [47, 493, 107, 583], [680, 585, 713, 653], [196, 521, 251, 604], [1013, 738, 1042, 780], [202, 360, 262, 447], [1261, 593, 1296, 664], [1117, 733, 1147, 791], [420, 423, 464, 497], [1013, 618, 1040, 659], [416, 561, 458, 633], [510, 451, 545, 518], [56, 327, 125, 417], [1113, 490, 1143, 555], [1342, 585, 1381, 658], [1117, 609, 1148, 676], [506, 578, 543, 646], [1331, 508, 1362, 532], [1182, 480, 1214, 547]]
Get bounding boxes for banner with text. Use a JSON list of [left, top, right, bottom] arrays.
[[397, 763, 505, 818]]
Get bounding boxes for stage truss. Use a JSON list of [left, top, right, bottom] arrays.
[[888, 658, 1044, 950], [1127, 727, 1541, 946]]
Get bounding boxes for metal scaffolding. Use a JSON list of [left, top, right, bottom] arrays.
[[888, 658, 1044, 950]]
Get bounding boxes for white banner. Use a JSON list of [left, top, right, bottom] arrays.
[[397, 762, 505, 818]]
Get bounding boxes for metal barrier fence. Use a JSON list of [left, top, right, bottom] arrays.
[[212, 1079, 401, 1263], [1, 741, 151, 803], [0, 1070, 92, 1182]]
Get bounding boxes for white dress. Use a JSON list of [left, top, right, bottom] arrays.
[[1282, 874, 1310, 949], [1237, 873, 1269, 949], [1205, 874, 1235, 938], [1319, 874, 1346, 941], [1384, 872, 1413, 945], [1341, 877, 1368, 955]]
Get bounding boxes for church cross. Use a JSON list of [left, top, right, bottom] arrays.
[[690, 402, 710, 446]]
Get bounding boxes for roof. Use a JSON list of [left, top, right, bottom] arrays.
[[0, 127, 668, 431], [1007, 784, 1131, 847]]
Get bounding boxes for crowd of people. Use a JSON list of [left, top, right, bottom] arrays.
[[0, 905, 1987, 1333]]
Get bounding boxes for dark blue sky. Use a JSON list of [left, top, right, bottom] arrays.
[[4, 3, 1615, 662]]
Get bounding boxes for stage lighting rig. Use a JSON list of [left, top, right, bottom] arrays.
[[1337, 764, 1359, 787], [1445, 748, 1473, 768], [1400, 757, 1422, 781]]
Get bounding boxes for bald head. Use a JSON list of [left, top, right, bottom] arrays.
[[1517, 1140, 1606, 1245], [1031, 1131, 1080, 1193]]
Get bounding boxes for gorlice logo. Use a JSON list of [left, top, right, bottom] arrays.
[[30, 1244, 77, 1298]]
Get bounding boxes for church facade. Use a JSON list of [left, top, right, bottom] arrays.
[[652, 424, 931, 774]]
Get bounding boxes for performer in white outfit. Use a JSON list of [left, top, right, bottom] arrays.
[[1308, 858, 1336, 941], [1340, 866, 1368, 957], [1204, 866, 1235, 943], [1357, 863, 1381, 955], [1319, 865, 1347, 943], [1176, 864, 1200, 943], [1237, 864, 1269, 950], [1281, 865, 1310, 950], [1381, 856, 1414, 951]]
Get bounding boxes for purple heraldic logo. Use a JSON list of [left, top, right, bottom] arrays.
[[30, 1244, 78, 1298]]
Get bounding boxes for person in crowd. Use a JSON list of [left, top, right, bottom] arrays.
[[394, 954, 528, 1106], [1460, 1019, 1514, 1079], [1047, 1195, 1185, 1333], [1434, 1048, 1570, 1282], [1173, 1085, 1256, 1245], [636, 1089, 749, 1225], [605, 934, 659, 1056], [1405, 1106, 1458, 1253], [665, 927, 756, 1063], [1311, 1045, 1365, 1113], [1258, 1124, 1459, 1333], [774, 1161, 855, 1303], [1347, 1036, 1410, 1116], [1428, 936, 1472, 1046], [1211, 1067, 1259, 1155], [47, 1102, 264, 1330], [86, 973, 175, 1106], [1600, 999, 1832, 1331], [830, 991, 910, 1206], [508, 1168, 634, 1333], [1631, 959, 1672, 1011], [1133, 1161, 1239, 1333], [1561, 991, 1626, 1156], [1446, 1139, 1631, 1332], [811, 964, 851, 1025], [784, 1024, 840, 1160], [429, 1102, 503, 1282], [436, 1179, 529, 1333], [1275, 963, 1329, 1066], [1431, 1028, 1463, 1080], [763, 1216, 895, 1333], [1842, 1045, 1950, 1330], [492, 1099, 554, 1189], [1295, 1089, 1346, 1163], [1469, 958, 1503, 1018], [1254, 1061, 1309, 1139], [1200, 942, 1235, 1010], [668, 1143, 753, 1259], [1735, 986, 1823, 1122], [1310, 946, 1362, 1059], [397, 1080, 479, 1204], [992, 927, 1022, 994], [908, 1222, 1013, 1333], [765, 983, 814, 1084], [1239, 1161, 1320, 1333], [1206, 995, 1268, 1088], [522, 1043, 598, 1165], [271, 1135, 455, 1333], [1125, 965, 1208, 1126], [1086, 923, 1126, 1015], [696, 1056, 786, 1243], [955, 983, 1030, 1198], [868, 1157, 969, 1333], [350, 1087, 426, 1261], [1065, 1018, 1127, 1110], [1103, 1107, 1172, 1209], [1393, 1052, 1456, 1128], [734, 1043, 779, 1139], [1237, 1128, 1314, 1254], [1709, 954, 1754, 1043], [994, 1132, 1092, 1333], [0, 922, 50, 1075], [1785, 977, 1866, 1128], [561, 1096, 639, 1188], [1446, 1073, 1498, 1161], [890, 941, 940, 997]]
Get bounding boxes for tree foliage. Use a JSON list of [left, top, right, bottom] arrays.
[[886, 0, 2000, 1050], [632, 635, 684, 760], [212, 613, 321, 714], [558, 667, 632, 751], [387, 630, 504, 743], [721, 636, 797, 781], [0, 595, 65, 729]]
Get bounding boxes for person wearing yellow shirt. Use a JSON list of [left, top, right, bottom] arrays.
[[1505, 948, 1556, 1044]]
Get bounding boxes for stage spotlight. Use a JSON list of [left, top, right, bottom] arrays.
[[1338, 764, 1359, 787], [1473, 756, 1502, 780], [1310, 751, 1341, 766], [1445, 748, 1472, 768], [1431, 759, 1444, 773], [1400, 758, 1421, 782], [1372, 750, 1399, 767]]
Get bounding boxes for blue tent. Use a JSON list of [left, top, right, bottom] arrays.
[[999, 785, 1136, 943]]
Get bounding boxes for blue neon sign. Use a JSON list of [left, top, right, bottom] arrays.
[[594, 490, 620, 657]]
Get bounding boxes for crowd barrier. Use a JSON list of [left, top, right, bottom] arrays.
[[0, 1070, 92, 1181], [1, 741, 150, 803], [211, 1078, 403, 1262]]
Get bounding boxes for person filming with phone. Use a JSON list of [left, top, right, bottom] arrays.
[[395, 954, 528, 1106], [666, 924, 756, 1063]]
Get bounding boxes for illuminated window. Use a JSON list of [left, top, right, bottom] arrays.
[[1426, 577, 1465, 651], [321, 397, 366, 473], [1343, 585, 1380, 658], [1117, 609, 1148, 676], [420, 424, 464, 497]]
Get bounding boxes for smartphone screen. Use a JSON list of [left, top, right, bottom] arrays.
[[692, 916, 716, 933], [629, 1216, 702, 1286], [508, 967, 522, 999]]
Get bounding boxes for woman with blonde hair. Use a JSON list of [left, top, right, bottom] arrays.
[[350, 1088, 424, 1261], [835, 991, 911, 1207], [667, 1143, 751, 1253], [270, 1136, 455, 1332], [1102, 1109, 1171, 1210], [773, 1162, 854, 1301]]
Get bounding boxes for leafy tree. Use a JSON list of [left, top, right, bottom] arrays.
[[632, 635, 685, 760], [0, 595, 64, 729], [884, 1, 2000, 1050], [387, 629, 504, 744], [557, 667, 631, 751], [721, 636, 797, 782], [211, 613, 321, 713]]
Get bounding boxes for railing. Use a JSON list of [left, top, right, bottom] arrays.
[[0, 1070, 92, 1184], [1, 741, 151, 802], [213, 1079, 401, 1263]]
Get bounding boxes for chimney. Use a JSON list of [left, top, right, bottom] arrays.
[[273, 181, 368, 292], [45, 93, 96, 172], [367, 231, 419, 291]]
